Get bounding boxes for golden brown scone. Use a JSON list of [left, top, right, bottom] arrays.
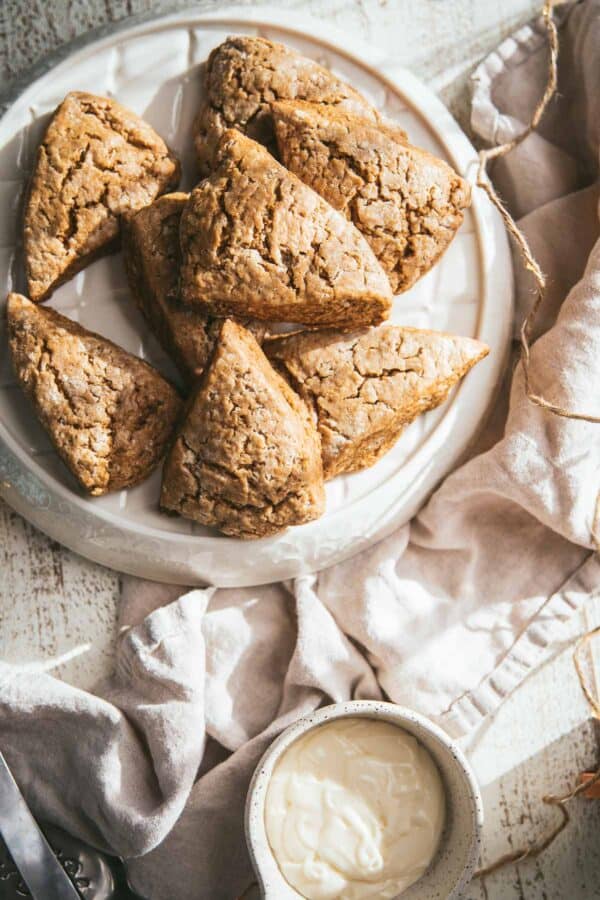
[[267, 325, 489, 478], [24, 91, 181, 302], [7, 293, 181, 495], [272, 101, 471, 293], [160, 320, 325, 539], [122, 193, 266, 383], [180, 130, 393, 328], [194, 36, 380, 175]]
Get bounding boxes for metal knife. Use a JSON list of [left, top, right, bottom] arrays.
[[0, 750, 81, 899]]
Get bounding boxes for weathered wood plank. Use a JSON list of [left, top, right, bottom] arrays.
[[0, 497, 120, 689]]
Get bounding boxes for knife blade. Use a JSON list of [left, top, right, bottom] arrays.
[[0, 750, 81, 899]]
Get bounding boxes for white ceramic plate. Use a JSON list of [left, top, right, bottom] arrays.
[[0, 6, 512, 587]]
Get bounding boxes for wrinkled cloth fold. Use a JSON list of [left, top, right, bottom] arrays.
[[1, 3, 600, 899]]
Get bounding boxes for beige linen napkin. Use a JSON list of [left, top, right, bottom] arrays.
[[1, 3, 599, 898]]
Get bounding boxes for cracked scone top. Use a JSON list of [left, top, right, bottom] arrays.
[[193, 35, 378, 176], [179, 130, 393, 328], [267, 325, 489, 478], [122, 193, 266, 384], [24, 91, 180, 302], [272, 101, 471, 293], [6, 293, 182, 496], [160, 319, 325, 539]]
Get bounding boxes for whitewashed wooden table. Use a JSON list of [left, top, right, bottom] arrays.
[[1, 2, 599, 898]]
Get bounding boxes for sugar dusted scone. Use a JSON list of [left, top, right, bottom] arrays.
[[272, 101, 471, 293], [180, 130, 393, 328], [122, 193, 266, 383], [160, 320, 325, 539], [267, 325, 489, 478], [193, 36, 380, 175], [24, 91, 181, 302], [7, 293, 181, 495]]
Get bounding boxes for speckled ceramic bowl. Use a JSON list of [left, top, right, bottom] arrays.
[[245, 701, 483, 899]]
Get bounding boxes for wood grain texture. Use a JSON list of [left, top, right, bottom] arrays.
[[0, 499, 120, 689], [1, 2, 599, 898]]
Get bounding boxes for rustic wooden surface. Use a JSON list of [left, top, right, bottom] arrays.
[[1, 2, 599, 898]]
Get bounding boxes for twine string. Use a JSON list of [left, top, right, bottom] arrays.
[[573, 626, 600, 720], [476, 0, 600, 425], [464, 15, 598, 873], [476, 628, 600, 880], [476, 3, 600, 825]]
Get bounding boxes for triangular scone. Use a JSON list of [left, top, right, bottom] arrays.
[[160, 320, 325, 539], [272, 101, 471, 293], [180, 130, 393, 328], [122, 193, 266, 383], [24, 92, 181, 302], [267, 325, 488, 478], [193, 36, 381, 176], [7, 293, 181, 495]]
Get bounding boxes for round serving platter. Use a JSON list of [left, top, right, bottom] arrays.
[[0, 6, 512, 587]]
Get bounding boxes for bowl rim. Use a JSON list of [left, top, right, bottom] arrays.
[[244, 700, 484, 899]]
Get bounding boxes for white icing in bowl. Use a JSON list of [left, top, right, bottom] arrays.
[[264, 717, 446, 899]]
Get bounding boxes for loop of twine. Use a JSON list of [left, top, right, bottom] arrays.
[[476, 0, 600, 426], [573, 625, 600, 720]]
